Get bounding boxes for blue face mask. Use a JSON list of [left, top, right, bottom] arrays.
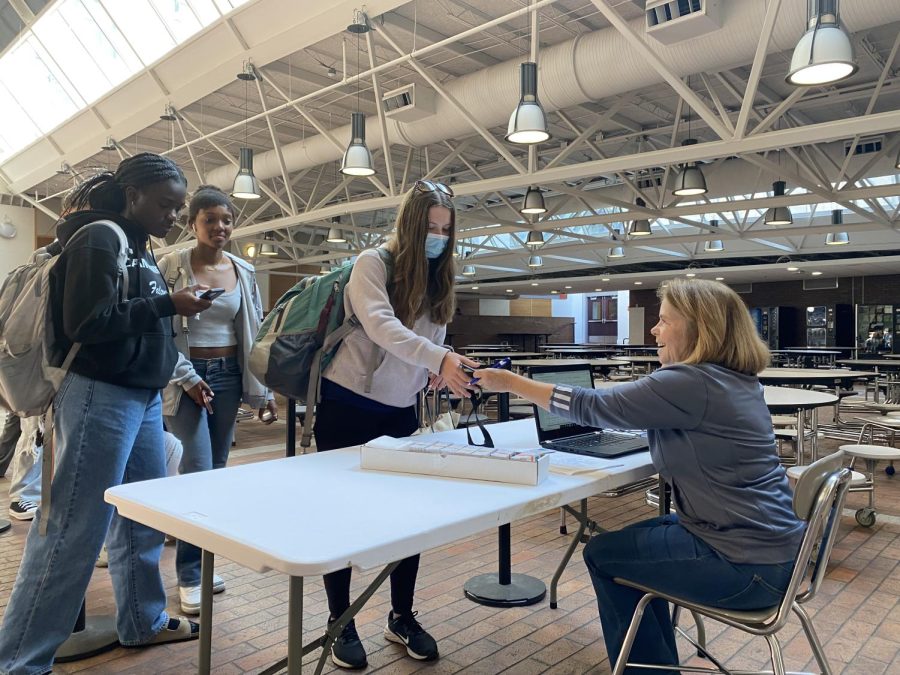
[[425, 233, 449, 259]]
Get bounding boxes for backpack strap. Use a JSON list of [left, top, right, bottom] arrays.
[[363, 247, 394, 394]]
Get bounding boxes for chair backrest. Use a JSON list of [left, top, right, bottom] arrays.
[[769, 451, 851, 629]]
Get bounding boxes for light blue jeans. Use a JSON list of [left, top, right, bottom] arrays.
[[7, 417, 41, 504], [165, 356, 243, 587], [0, 372, 170, 675]]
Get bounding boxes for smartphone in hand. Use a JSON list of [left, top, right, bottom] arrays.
[[199, 288, 225, 301], [200, 390, 214, 415]]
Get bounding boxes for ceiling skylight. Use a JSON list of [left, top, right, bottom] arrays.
[[0, 0, 251, 162]]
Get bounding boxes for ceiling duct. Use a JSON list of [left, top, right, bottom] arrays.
[[381, 83, 436, 123], [645, 0, 722, 45], [205, 0, 900, 188]]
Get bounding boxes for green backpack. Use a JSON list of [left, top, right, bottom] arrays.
[[248, 248, 392, 447]]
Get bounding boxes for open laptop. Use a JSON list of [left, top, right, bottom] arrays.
[[528, 363, 649, 458]]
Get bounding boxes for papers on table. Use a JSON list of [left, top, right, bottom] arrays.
[[548, 452, 626, 477]]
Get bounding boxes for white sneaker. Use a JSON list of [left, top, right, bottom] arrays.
[[179, 574, 226, 615]]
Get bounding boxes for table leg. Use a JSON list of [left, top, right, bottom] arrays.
[[287, 398, 297, 457], [463, 523, 546, 607], [795, 409, 806, 466], [288, 576, 303, 675], [498, 392, 509, 422], [550, 500, 588, 609], [199, 549, 214, 675]]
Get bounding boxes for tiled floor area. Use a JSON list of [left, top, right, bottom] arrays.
[[3, 411, 900, 674]]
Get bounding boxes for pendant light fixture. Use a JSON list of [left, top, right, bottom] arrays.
[[526, 230, 544, 248], [825, 209, 849, 245], [341, 12, 375, 177], [521, 186, 546, 215], [327, 216, 346, 243], [673, 139, 707, 196], [765, 180, 793, 225], [629, 197, 652, 236], [895, 147, 900, 170], [259, 232, 278, 256], [787, 0, 858, 86], [506, 62, 550, 145], [608, 246, 625, 258], [704, 219, 724, 252], [527, 254, 543, 268], [461, 250, 476, 276], [232, 62, 261, 200]]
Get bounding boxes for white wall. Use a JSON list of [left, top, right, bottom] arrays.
[[479, 299, 510, 316], [0, 205, 36, 279], [549, 293, 586, 342]]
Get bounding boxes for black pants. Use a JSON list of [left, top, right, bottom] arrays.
[[0, 413, 21, 477], [314, 394, 420, 618]]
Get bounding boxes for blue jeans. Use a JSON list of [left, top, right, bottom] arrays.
[[583, 515, 794, 675], [165, 356, 243, 587], [0, 373, 170, 675]]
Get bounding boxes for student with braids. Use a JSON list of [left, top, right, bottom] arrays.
[[0, 153, 214, 675], [313, 180, 479, 670], [157, 185, 276, 615]]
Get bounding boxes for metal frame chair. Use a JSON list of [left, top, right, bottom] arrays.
[[611, 451, 852, 675]]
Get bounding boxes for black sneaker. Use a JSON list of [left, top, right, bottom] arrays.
[[384, 611, 438, 661], [328, 618, 367, 670], [9, 499, 38, 521]]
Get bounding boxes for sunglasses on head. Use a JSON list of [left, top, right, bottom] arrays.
[[414, 179, 453, 197]]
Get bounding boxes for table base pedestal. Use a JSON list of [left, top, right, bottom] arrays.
[[463, 573, 546, 607]]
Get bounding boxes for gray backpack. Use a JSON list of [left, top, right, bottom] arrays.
[[0, 220, 129, 417]]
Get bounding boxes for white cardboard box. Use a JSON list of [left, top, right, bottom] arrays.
[[360, 439, 549, 486]]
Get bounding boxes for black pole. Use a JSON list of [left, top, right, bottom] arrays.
[[286, 398, 297, 457], [498, 524, 511, 586]]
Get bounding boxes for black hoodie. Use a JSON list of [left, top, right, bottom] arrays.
[[49, 209, 178, 390]]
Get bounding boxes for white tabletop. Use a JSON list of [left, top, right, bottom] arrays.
[[614, 355, 661, 363], [762, 385, 838, 410], [105, 419, 653, 579], [758, 368, 877, 383], [465, 351, 544, 359], [512, 358, 628, 368]]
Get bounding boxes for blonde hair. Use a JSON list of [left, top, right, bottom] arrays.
[[657, 278, 770, 375], [384, 186, 456, 327]]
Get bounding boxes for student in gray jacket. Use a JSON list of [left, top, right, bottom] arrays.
[[314, 180, 479, 670], [157, 185, 277, 615], [476, 279, 803, 675]]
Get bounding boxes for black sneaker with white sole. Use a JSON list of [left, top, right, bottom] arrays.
[[328, 618, 367, 670], [9, 499, 38, 521], [384, 611, 438, 661]]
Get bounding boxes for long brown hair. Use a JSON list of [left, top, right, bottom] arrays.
[[658, 278, 770, 375], [384, 185, 457, 327]]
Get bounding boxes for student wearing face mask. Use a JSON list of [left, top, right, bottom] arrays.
[[312, 180, 479, 670]]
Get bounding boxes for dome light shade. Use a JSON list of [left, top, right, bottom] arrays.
[[527, 255, 543, 268], [526, 230, 544, 247], [826, 208, 848, 245], [608, 246, 625, 258], [327, 227, 346, 243], [765, 181, 793, 225], [672, 139, 707, 196], [704, 218, 723, 252], [630, 196, 652, 235], [521, 186, 546, 214], [462, 265, 476, 276], [505, 63, 550, 145], [259, 232, 278, 256], [787, 2, 857, 86], [232, 148, 261, 200], [340, 112, 375, 176]]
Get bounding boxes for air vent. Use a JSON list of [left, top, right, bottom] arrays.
[[646, 0, 722, 45], [844, 136, 883, 156], [381, 84, 435, 123], [730, 282, 753, 294], [803, 277, 839, 291], [637, 175, 663, 189]]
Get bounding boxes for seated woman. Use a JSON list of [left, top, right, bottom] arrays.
[[475, 279, 804, 674]]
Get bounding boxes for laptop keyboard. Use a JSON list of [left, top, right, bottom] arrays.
[[563, 433, 640, 448]]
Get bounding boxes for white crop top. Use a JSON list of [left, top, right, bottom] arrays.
[[188, 284, 241, 347]]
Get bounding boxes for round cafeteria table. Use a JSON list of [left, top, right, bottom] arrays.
[[758, 368, 877, 387], [763, 386, 838, 464]]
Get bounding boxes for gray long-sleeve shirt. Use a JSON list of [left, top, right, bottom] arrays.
[[550, 363, 804, 564]]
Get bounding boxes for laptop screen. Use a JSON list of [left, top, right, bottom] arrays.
[[529, 364, 596, 442]]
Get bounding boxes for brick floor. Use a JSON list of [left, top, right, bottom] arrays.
[[2, 407, 900, 674]]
